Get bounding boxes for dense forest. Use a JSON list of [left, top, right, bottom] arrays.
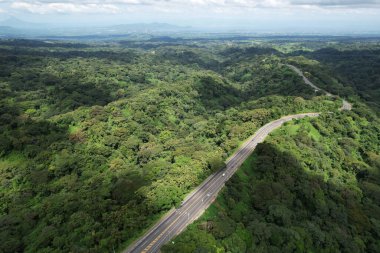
[[0, 37, 379, 253], [163, 107, 380, 253]]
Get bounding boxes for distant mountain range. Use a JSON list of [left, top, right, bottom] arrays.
[[109, 23, 191, 32], [0, 17, 45, 29], [0, 17, 192, 38]]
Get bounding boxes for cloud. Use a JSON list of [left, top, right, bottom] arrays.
[[11, 1, 121, 14], [184, 0, 380, 8], [7, 0, 380, 15], [291, 0, 380, 6], [184, 0, 288, 8]]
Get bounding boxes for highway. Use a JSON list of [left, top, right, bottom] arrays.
[[124, 65, 352, 253], [124, 113, 320, 253], [286, 64, 352, 111]]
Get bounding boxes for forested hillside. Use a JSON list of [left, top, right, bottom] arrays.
[[288, 46, 380, 112], [307, 48, 380, 112], [0, 38, 379, 253], [163, 106, 380, 253]]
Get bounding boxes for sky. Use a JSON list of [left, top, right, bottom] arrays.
[[1, 0, 380, 33]]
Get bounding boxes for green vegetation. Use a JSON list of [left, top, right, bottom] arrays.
[[288, 48, 380, 112], [163, 107, 380, 253], [0, 37, 379, 253]]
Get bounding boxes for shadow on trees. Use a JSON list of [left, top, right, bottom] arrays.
[[0, 59, 117, 115], [291, 47, 380, 112], [227, 142, 379, 252], [194, 75, 243, 110], [0, 39, 91, 49], [150, 47, 221, 71], [0, 47, 138, 64], [220, 47, 282, 63], [163, 142, 380, 253], [0, 99, 69, 159]]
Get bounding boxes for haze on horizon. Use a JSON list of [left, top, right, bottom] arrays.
[[1, 0, 380, 34]]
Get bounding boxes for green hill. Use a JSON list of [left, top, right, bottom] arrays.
[[0, 38, 378, 253]]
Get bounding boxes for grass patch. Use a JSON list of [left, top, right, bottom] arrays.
[[122, 107, 132, 118], [68, 125, 80, 134], [0, 152, 26, 166], [201, 204, 219, 220], [273, 119, 321, 141], [308, 123, 321, 141], [236, 154, 256, 182], [287, 124, 301, 135]]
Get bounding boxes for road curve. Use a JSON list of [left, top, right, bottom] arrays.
[[286, 64, 352, 111], [124, 113, 320, 253], [125, 65, 352, 253]]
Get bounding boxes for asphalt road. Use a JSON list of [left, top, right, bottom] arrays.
[[124, 65, 352, 253], [124, 113, 320, 253], [286, 64, 352, 111]]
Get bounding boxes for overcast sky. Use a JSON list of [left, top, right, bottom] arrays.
[[1, 0, 380, 33]]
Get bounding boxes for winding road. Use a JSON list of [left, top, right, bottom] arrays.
[[287, 64, 352, 111], [124, 65, 352, 253]]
